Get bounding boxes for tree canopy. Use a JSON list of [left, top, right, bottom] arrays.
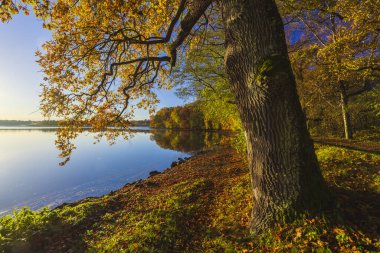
[[1, 0, 216, 130], [1, 0, 221, 162], [281, 0, 380, 138], [2, 0, 378, 139]]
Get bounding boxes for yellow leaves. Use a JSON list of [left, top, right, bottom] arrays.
[[333, 228, 346, 236], [33, 0, 184, 125], [294, 227, 302, 240], [0, 0, 20, 22], [0, 0, 52, 22], [285, 0, 379, 95], [333, 227, 353, 244]]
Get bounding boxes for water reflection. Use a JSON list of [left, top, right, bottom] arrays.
[[151, 130, 226, 153], [0, 129, 226, 215]]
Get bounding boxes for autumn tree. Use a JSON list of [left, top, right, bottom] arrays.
[[150, 105, 205, 130], [173, 21, 241, 131], [280, 0, 380, 139], [1, 0, 332, 231]]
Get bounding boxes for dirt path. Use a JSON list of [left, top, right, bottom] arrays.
[[313, 137, 380, 154]]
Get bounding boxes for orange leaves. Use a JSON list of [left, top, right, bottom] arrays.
[[31, 0, 185, 129], [3, 1, 198, 160], [284, 0, 379, 102], [5, 0, 220, 160], [294, 227, 302, 239], [0, 0, 51, 22], [0, 0, 21, 22]]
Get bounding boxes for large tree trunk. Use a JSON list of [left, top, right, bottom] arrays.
[[339, 81, 353, 140], [220, 0, 332, 232]]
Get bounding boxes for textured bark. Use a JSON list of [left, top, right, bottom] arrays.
[[339, 82, 354, 140], [219, 0, 331, 232]]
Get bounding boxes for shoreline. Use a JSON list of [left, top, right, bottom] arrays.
[[1, 144, 379, 252], [52, 152, 196, 212], [0, 151, 196, 217]]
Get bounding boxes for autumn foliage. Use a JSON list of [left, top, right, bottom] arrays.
[[150, 105, 204, 130]]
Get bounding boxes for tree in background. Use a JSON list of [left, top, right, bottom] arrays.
[[280, 0, 380, 139], [172, 0, 380, 139], [150, 105, 205, 130], [173, 23, 241, 131], [1, 0, 332, 231]]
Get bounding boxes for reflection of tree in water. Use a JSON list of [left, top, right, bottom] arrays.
[[150, 130, 227, 153], [42, 128, 228, 165]]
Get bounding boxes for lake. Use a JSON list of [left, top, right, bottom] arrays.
[[0, 128, 223, 216]]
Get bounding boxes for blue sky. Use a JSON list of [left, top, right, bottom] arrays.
[[0, 14, 184, 120]]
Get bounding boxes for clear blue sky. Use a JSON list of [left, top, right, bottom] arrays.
[[0, 14, 184, 121]]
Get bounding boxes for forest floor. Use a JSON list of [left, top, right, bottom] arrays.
[[1, 143, 379, 252]]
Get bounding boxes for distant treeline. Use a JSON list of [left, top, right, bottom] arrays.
[[0, 120, 150, 127], [0, 120, 58, 126], [150, 105, 235, 130], [130, 120, 150, 127]]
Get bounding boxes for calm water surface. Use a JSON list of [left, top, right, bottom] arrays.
[[0, 128, 221, 215]]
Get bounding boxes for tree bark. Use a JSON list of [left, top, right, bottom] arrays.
[[339, 81, 354, 140], [219, 0, 332, 232]]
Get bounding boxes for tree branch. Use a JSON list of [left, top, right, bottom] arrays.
[[169, 0, 213, 66]]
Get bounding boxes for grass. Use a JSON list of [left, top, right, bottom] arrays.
[[85, 179, 213, 252], [1, 145, 379, 252]]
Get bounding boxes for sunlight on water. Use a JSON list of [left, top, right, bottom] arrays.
[[0, 129, 204, 215]]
